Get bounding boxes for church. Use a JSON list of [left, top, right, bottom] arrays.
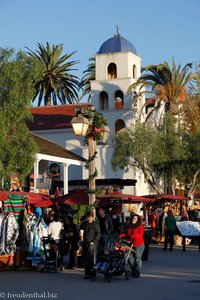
[[29, 31, 151, 196]]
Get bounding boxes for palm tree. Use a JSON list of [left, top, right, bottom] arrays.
[[26, 42, 80, 106], [128, 59, 194, 121], [79, 56, 95, 102]]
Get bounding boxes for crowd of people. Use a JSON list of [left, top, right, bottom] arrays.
[[36, 200, 200, 279], [45, 206, 146, 279]]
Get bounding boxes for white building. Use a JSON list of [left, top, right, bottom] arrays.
[[30, 32, 150, 196]]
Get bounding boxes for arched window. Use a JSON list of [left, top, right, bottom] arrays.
[[133, 64, 137, 79], [114, 90, 124, 110], [115, 119, 125, 134], [107, 63, 117, 79], [99, 91, 108, 111]]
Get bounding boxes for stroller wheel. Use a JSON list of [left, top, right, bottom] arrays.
[[90, 267, 97, 281], [125, 270, 132, 280]]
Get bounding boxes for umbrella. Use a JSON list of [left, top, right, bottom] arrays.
[[142, 194, 191, 201], [0, 191, 53, 207], [96, 192, 154, 203], [53, 189, 89, 205]]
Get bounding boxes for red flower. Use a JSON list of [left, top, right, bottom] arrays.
[[94, 127, 101, 132]]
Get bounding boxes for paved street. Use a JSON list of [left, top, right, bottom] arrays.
[[0, 244, 200, 300]]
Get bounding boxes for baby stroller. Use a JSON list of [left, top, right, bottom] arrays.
[[40, 236, 59, 273], [90, 239, 134, 282]]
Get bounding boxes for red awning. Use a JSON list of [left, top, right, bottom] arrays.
[[53, 189, 89, 205], [142, 194, 191, 201], [0, 191, 53, 207], [96, 193, 154, 203]]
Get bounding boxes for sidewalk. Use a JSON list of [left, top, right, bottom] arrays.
[[0, 243, 199, 300], [140, 243, 200, 300]]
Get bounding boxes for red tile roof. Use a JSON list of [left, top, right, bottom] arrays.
[[29, 103, 90, 131]]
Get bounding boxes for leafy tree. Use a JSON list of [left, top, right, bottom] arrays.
[[79, 56, 95, 102], [111, 122, 162, 193], [112, 108, 200, 197], [128, 59, 194, 122], [181, 128, 200, 197], [183, 62, 200, 132], [26, 42, 80, 106], [0, 48, 38, 186]]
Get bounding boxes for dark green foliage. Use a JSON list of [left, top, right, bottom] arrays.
[[0, 48, 38, 185], [111, 112, 200, 195], [26, 42, 80, 106]]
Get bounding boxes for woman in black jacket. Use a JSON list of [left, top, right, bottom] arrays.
[[63, 215, 79, 269]]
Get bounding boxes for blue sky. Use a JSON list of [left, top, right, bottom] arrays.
[[0, 0, 199, 84]]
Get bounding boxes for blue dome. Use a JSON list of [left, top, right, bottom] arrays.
[[98, 34, 137, 55]]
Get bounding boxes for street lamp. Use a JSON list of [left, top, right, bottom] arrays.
[[71, 114, 90, 136], [71, 106, 110, 207]]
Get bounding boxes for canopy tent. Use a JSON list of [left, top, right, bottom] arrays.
[[142, 194, 191, 201], [0, 191, 53, 207], [53, 189, 89, 205], [96, 193, 154, 205]]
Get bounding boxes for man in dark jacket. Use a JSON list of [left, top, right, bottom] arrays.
[[80, 211, 100, 278]]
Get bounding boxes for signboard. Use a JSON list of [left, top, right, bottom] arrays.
[[176, 221, 200, 236], [36, 177, 52, 190]]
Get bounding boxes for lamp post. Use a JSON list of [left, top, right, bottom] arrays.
[[71, 106, 110, 208]]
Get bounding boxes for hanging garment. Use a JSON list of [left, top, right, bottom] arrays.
[[22, 210, 37, 253], [0, 212, 19, 255], [37, 220, 48, 256], [3, 195, 25, 225]]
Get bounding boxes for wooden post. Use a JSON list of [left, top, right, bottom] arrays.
[[88, 136, 96, 218]]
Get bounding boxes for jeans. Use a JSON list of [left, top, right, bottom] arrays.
[[129, 244, 145, 277], [82, 243, 96, 275], [164, 230, 175, 250], [98, 235, 110, 255]]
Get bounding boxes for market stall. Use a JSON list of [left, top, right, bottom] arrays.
[[0, 191, 53, 271], [142, 194, 191, 243]]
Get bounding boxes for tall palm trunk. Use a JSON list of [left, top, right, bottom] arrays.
[[44, 91, 51, 106]]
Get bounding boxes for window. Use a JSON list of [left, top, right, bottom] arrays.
[[114, 90, 124, 110], [99, 91, 108, 110], [115, 119, 125, 134], [133, 64, 137, 79], [107, 63, 117, 79]]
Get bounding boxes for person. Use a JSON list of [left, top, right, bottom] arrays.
[[48, 212, 64, 270], [163, 210, 176, 251], [63, 215, 79, 269], [80, 211, 100, 279], [48, 212, 63, 243], [97, 207, 113, 254], [125, 213, 145, 278], [10, 183, 21, 192]]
